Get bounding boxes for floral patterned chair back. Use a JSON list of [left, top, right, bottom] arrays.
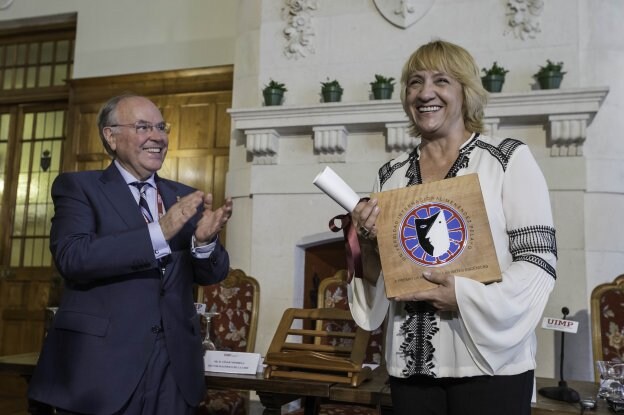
[[301, 270, 383, 415], [317, 269, 384, 365], [591, 273, 624, 381], [196, 268, 260, 415]]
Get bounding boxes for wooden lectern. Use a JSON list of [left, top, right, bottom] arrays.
[[263, 308, 372, 387]]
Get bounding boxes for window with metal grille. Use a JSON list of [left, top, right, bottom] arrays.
[[0, 14, 74, 271], [0, 38, 73, 90]]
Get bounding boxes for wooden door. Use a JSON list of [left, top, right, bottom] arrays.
[[303, 240, 346, 309]]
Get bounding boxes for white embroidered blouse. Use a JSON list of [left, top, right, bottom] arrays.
[[348, 133, 557, 379]]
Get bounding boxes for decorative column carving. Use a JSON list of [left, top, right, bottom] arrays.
[[483, 118, 500, 137], [229, 87, 608, 160], [386, 122, 417, 155], [282, 0, 317, 59], [313, 126, 348, 163], [505, 0, 544, 40], [245, 129, 280, 165], [548, 114, 590, 157]]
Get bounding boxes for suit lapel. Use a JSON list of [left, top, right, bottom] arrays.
[[154, 175, 180, 212], [98, 163, 146, 228], [155, 175, 198, 248]]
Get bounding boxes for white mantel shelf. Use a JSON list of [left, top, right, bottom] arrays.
[[229, 87, 609, 162]]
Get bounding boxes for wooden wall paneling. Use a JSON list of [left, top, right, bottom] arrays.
[[0, 275, 60, 355], [178, 101, 216, 150], [60, 65, 234, 322]]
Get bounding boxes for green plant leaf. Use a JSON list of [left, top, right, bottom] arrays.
[[263, 79, 287, 91], [370, 74, 395, 86], [481, 61, 509, 76]]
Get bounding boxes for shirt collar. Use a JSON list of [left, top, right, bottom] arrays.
[[113, 160, 156, 187]]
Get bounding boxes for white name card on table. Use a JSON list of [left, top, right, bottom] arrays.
[[204, 351, 261, 374], [541, 317, 579, 334]]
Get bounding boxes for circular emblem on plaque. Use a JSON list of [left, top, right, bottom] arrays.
[[398, 202, 468, 267]]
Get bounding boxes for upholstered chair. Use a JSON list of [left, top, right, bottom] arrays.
[[311, 269, 384, 415], [196, 268, 260, 415], [591, 273, 624, 382], [317, 269, 383, 365]]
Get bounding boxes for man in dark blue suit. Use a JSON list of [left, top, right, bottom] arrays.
[[28, 94, 233, 414]]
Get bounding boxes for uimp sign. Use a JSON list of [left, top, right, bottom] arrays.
[[541, 317, 579, 334]]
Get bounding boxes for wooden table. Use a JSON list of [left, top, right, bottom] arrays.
[[205, 371, 332, 415], [0, 352, 37, 376], [0, 353, 611, 415]]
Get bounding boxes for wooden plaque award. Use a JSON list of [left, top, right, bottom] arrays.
[[373, 174, 501, 298]]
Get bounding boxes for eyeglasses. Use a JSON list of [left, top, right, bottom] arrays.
[[108, 121, 171, 135]]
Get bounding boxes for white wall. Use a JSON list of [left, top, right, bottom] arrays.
[[0, 0, 238, 77], [2, 0, 622, 382], [226, 0, 624, 382]]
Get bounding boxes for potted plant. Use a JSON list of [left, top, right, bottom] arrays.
[[320, 79, 343, 103], [534, 59, 566, 90], [481, 61, 509, 93], [370, 74, 395, 100], [262, 79, 287, 106]]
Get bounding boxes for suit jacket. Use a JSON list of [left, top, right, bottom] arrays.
[[28, 164, 230, 414]]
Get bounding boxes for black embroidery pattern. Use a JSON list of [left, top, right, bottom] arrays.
[[474, 138, 524, 171], [509, 225, 557, 279], [400, 301, 439, 377], [405, 150, 420, 187], [508, 225, 557, 258], [447, 134, 478, 178], [396, 135, 483, 377], [514, 254, 557, 279], [378, 152, 415, 190]]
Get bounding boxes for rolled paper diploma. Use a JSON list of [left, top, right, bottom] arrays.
[[313, 166, 360, 212]]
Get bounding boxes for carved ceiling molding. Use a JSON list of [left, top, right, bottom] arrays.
[[506, 0, 544, 40], [373, 0, 435, 29], [282, 0, 317, 60]]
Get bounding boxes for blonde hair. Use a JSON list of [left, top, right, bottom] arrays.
[[399, 40, 488, 137]]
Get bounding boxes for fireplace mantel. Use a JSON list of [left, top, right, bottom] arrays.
[[229, 87, 609, 162]]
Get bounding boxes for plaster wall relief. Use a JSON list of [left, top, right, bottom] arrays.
[[548, 114, 589, 157], [282, 0, 317, 59], [386, 122, 418, 156], [484, 118, 500, 138], [373, 0, 435, 28], [0, 0, 14, 10], [245, 129, 280, 165], [506, 0, 544, 40], [313, 126, 348, 163]]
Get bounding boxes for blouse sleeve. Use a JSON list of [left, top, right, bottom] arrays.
[[347, 175, 389, 331], [455, 145, 557, 373]]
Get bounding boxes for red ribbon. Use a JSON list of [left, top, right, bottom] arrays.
[[328, 198, 370, 284]]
